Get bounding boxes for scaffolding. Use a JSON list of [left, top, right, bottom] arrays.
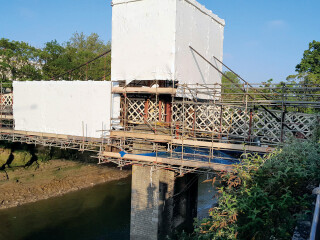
[[1, 81, 319, 174], [102, 81, 320, 174]]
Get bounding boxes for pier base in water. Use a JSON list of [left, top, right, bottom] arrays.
[[130, 165, 198, 240]]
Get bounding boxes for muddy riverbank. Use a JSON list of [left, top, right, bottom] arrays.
[[0, 160, 131, 210]]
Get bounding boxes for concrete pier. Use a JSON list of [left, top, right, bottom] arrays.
[[130, 165, 198, 240]]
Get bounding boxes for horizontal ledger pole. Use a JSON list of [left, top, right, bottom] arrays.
[[112, 87, 177, 95], [102, 151, 235, 172], [110, 131, 275, 153]]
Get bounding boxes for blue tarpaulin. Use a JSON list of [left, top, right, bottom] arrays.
[[137, 146, 239, 165]]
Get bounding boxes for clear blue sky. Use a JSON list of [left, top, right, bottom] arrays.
[[1, 0, 319, 83]]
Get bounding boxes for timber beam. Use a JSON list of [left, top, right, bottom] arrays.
[[112, 87, 177, 95], [0, 129, 103, 142], [0, 115, 13, 120], [110, 131, 275, 153], [102, 151, 234, 172]]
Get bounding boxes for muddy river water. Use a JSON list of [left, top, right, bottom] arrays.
[[0, 174, 214, 240]]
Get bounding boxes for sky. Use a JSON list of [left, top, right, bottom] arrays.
[[0, 0, 319, 83]]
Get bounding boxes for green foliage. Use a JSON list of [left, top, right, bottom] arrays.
[[63, 32, 111, 81], [296, 40, 320, 75], [191, 136, 320, 240], [221, 71, 243, 101], [40, 40, 73, 79], [0, 32, 111, 81], [287, 40, 320, 84], [0, 38, 42, 81]]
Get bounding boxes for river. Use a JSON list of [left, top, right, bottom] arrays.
[[0, 174, 215, 240], [0, 176, 132, 240]]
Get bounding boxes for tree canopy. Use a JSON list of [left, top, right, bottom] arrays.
[[296, 40, 320, 75], [0, 38, 42, 81], [0, 32, 111, 81], [287, 40, 320, 84]]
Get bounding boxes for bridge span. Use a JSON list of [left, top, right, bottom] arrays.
[[0, 81, 319, 174], [0, 81, 319, 239]]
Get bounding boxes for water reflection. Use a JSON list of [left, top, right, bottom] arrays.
[[197, 174, 217, 219], [0, 173, 216, 240], [0, 176, 131, 240]]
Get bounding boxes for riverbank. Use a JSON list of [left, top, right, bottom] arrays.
[[0, 160, 131, 210]]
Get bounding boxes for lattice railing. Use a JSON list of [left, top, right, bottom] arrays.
[[284, 112, 318, 139], [195, 105, 221, 133], [127, 98, 165, 124], [252, 110, 282, 143], [1, 93, 13, 107], [127, 99, 145, 124], [125, 98, 318, 145]]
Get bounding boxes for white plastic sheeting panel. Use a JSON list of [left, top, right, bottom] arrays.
[[111, 0, 224, 86], [111, 0, 177, 82], [13, 81, 119, 138]]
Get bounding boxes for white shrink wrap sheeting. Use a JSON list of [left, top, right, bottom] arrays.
[[111, 0, 177, 82], [13, 81, 119, 138], [111, 0, 225, 89]]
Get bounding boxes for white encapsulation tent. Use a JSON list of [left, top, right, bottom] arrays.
[[13, 81, 119, 138], [111, 0, 225, 86], [11, 0, 224, 138]]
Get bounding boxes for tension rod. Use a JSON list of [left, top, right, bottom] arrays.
[[189, 46, 294, 132]]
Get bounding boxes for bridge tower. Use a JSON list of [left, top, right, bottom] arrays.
[[110, 0, 225, 238]]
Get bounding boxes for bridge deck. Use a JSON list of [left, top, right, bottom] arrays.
[[0, 128, 103, 152], [102, 151, 234, 172], [110, 131, 274, 153]]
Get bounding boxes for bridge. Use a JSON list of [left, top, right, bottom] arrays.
[[1, 81, 319, 173], [1, 0, 320, 238], [0, 80, 319, 239]]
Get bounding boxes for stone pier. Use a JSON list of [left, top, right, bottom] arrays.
[[130, 165, 198, 240]]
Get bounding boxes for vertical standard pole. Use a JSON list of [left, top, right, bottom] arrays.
[[155, 80, 158, 133], [124, 90, 127, 131], [181, 85, 186, 162], [144, 99, 149, 124], [165, 101, 172, 124], [159, 100, 162, 122], [245, 83, 249, 143], [280, 84, 285, 143], [280, 111, 286, 143], [219, 105, 223, 139], [248, 109, 253, 143], [170, 94, 174, 159]]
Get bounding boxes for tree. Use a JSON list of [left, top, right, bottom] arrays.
[[221, 71, 242, 101], [296, 40, 320, 75], [64, 32, 111, 80], [40, 40, 73, 79], [0, 32, 112, 81], [0, 38, 42, 81], [287, 40, 320, 84]]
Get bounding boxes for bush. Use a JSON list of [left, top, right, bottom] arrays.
[[193, 138, 320, 240]]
